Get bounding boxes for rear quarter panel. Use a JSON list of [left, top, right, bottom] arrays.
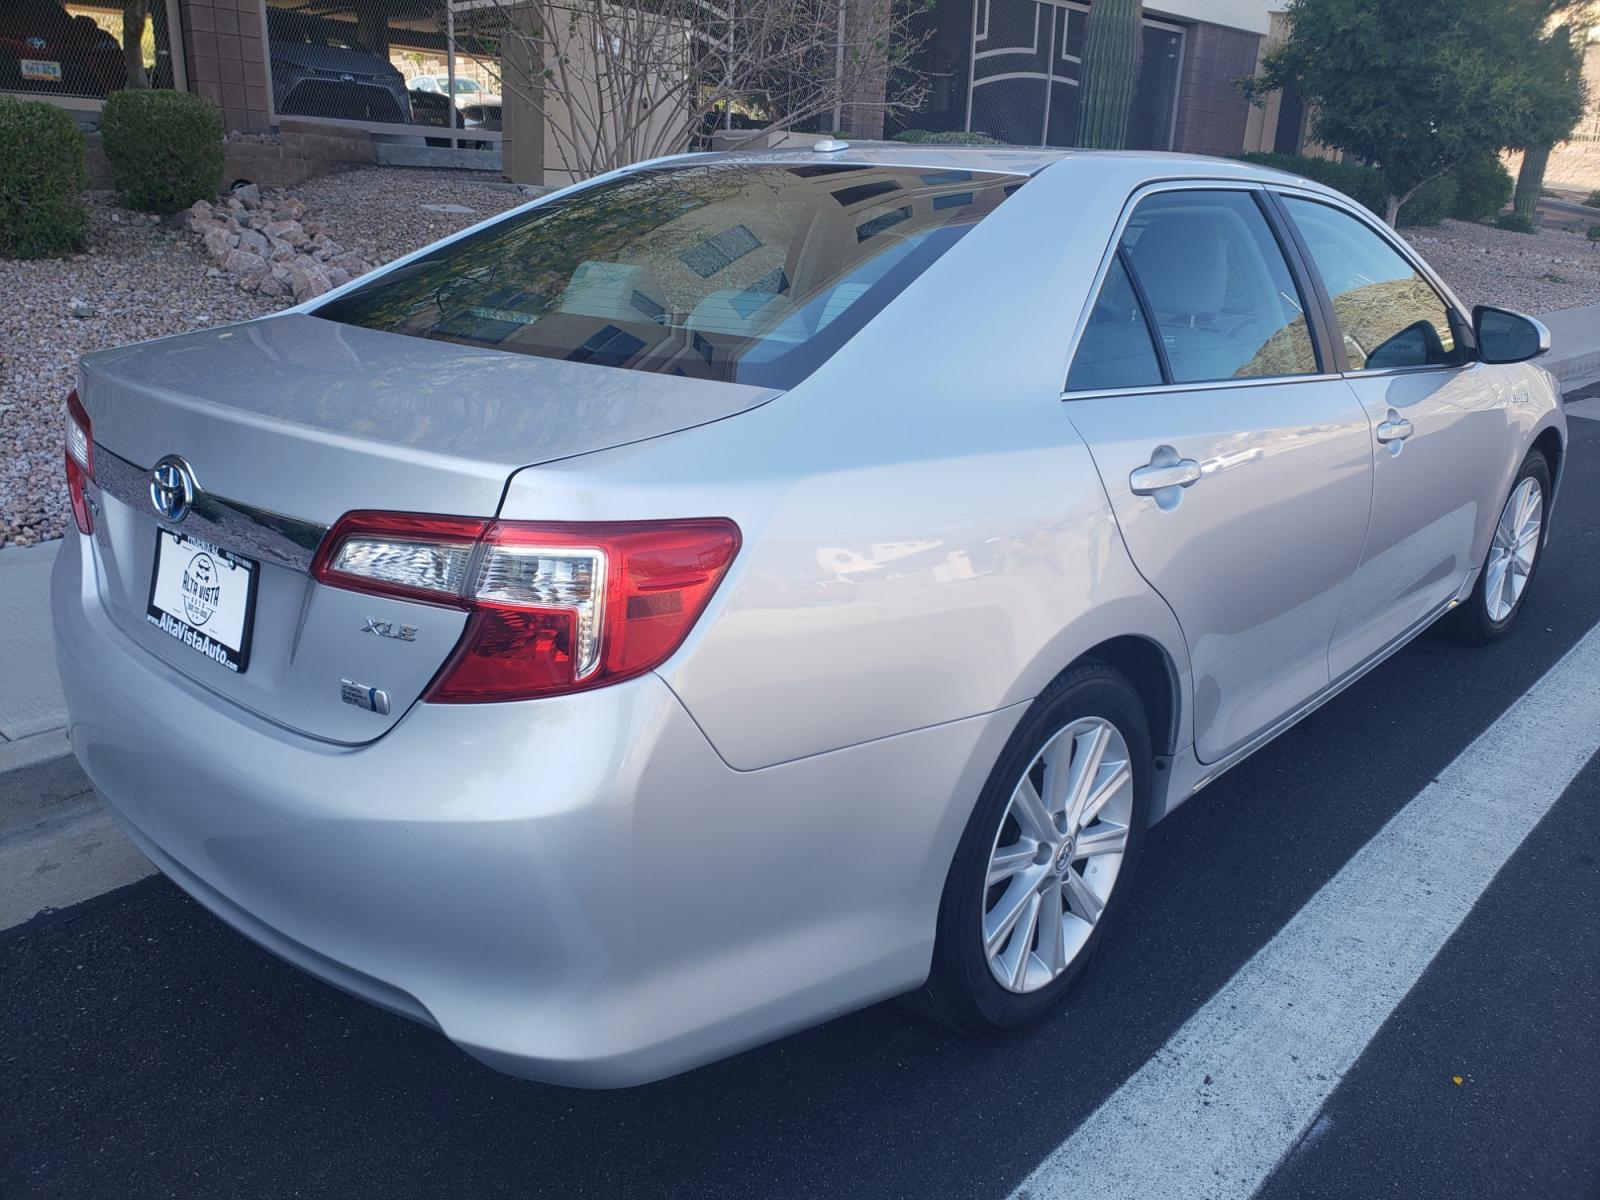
[[498, 157, 1197, 771]]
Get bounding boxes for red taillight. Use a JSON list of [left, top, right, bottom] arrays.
[[64, 390, 93, 535], [311, 512, 741, 703]]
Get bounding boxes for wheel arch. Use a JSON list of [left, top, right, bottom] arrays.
[[1532, 424, 1564, 490], [1060, 634, 1183, 759]]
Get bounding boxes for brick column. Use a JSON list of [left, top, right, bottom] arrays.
[[1169, 20, 1261, 157], [180, 0, 274, 133]]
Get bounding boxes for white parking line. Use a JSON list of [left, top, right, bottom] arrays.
[[1010, 620, 1600, 1200]]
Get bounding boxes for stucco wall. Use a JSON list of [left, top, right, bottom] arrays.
[[1147, 0, 1275, 36]]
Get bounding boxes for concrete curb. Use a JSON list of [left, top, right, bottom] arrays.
[[0, 540, 68, 777]]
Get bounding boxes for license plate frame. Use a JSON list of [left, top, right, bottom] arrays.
[[21, 59, 63, 83], [145, 528, 260, 673]]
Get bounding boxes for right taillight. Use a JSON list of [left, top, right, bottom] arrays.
[[311, 512, 741, 703], [64, 389, 93, 535]]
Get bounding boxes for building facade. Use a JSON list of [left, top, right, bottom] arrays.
[[7, 0, 1291, 183], [884, 0, 1280, 156]]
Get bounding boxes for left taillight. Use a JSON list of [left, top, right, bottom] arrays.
[[310, 512, 741, 703], [64, 389, 93, 535]]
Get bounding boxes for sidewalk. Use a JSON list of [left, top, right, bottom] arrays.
[[0, 542, 68, 775], [1539, 302, 1600, 396]]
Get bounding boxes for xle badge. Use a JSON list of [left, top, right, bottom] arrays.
[[362, 618, 418, 641]]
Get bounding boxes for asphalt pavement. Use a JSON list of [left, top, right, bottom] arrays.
[[3, 410, 1597, 1200]]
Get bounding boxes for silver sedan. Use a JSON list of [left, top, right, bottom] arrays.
[[52, 146, 1565, 1086]]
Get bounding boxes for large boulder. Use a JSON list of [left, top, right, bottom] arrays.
[[221, 247, 266, 275], [282, 257, 332, 303], [202, 225, 237, 259], [236, 228, 271, 258]]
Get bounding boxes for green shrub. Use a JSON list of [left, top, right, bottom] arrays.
[[892, 128, 1002, 145], [1395, 174, 1456, 227], [100, 89, 224, 214], [1585, 190, 1600, 209], [1494, 211, 1537, 234], [0, 97, 87, 259], [1587, 224, 1600, 243], [1448, 153, 1513, 223], [1236, 151, 1387, 216]]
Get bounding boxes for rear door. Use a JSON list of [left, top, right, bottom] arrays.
[[1273, 193, 1509, 677], [1064, 185, 1374, 764]]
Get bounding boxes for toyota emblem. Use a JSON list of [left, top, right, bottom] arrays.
[[149, 455, 197, 522]]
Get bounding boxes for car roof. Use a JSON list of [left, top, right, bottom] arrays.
[[653, 143, 1336, 194]]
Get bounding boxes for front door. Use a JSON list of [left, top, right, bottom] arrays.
[[1065, 187, 1374, 763], [1276, 195, 1509, 677]]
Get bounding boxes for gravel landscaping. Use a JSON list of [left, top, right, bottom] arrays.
[[1402, 218, 1600, 313], [3, 173, 1599, 549], [1, 169, 528, 548]]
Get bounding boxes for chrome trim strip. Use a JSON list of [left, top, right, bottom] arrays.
[[1060, 371, 1339, 403], [92, 443, 327, 572]]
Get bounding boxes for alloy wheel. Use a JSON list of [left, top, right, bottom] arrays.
[[982, 716, 1134, 994], [1484, 477, 1543, 623]]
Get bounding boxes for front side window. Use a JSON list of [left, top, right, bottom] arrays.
[[1280, 196, 1461, 371], [1117, 190, 1319, 385], [317, 162, 1026, 389]]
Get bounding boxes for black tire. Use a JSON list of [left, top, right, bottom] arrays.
[[911, 661, 1153, 1035], [1441, 449, 1552, 645]]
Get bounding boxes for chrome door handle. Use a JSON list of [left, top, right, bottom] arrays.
[[1129, 457, 1201, 495], [1375, 416, 1414, 443]]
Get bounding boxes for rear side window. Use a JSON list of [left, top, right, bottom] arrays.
[[1066, 257, 1164, 392], [1280, 196, 1461, 371], [1120, 190, 1318, 385], [317, 162, 1027, 389]]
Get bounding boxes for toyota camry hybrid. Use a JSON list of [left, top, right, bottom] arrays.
[[52, 145, 1566, 1087]]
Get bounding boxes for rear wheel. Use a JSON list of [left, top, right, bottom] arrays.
[[1443, 450, 1551, 645], [915, 662, 1152, 1034]]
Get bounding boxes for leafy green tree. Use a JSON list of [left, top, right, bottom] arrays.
[[1075, 0, 1142, 149], [1247, 0, 1590, 226]]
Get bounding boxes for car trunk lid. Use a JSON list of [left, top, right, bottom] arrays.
[[76, 314, 775, 744]]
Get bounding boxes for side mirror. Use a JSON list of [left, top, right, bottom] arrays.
[[1473, 306, 1550, 365]]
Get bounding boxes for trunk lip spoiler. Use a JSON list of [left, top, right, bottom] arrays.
[[93, 443, 329, 573]]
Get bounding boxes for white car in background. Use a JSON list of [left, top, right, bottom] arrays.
[[406, 74, 500, 108]]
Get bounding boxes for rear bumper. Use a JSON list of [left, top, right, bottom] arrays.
[[52, 532, 1013, 1086]]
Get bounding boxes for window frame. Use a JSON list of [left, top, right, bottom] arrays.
[[1061, 179, 1341, 400], [1267, 187, 1478, 378]]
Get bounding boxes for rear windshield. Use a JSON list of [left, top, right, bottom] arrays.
[[315, 161, 1027, 389]]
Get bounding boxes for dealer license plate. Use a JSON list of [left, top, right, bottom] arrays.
[[21, 60, 63, 83], [146, 529, 259, 673]]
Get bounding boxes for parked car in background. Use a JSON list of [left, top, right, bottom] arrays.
[[53, 148, 1565, 1088], [267, 7, 411, 124], [407, 74, 499, 108], [0, 0, 125, 97]]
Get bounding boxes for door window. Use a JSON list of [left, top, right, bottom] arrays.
[[1280, 196, 1462, 371], [1090, 190, 1319, 386]]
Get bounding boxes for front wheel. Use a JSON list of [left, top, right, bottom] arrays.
[[1443, 449, 1552, 645], [914, 662, 1152, 1034]]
